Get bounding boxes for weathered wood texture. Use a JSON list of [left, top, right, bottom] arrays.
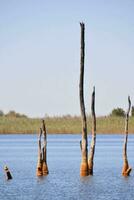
[[79, 22, 88, 176], [88, 87, 96, 175], [36, 120, 49, 176], [42, 120, 49, 175], [36, 128, 43, 176], [122, 96, 132, 176]]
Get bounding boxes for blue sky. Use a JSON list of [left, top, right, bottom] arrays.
[[0, 0, 134, 117]]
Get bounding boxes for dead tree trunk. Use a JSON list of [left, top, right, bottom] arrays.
[[88, 86, 96, 175], [79, 22, 88, 176], [42, 119, 49, 175], [36, 128, 43, 176], [122, 96, 132, 176], [36, 120, 49, 176]]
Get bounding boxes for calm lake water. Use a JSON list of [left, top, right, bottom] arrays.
[[0, 134, 134, 200]]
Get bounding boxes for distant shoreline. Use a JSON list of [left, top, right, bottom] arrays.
[[0, 116, 134, 134]]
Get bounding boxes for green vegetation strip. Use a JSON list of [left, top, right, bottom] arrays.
[[0, 116, 134, 134]]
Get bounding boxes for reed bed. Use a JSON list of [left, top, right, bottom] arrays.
[[0, 116, 134, 134]]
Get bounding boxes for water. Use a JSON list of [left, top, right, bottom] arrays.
[[0, 134, 134, 200]]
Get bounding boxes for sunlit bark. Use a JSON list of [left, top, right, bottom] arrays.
[[79, 22, 88, 176], [36, 120, 49, 176], [88, 87, 96, 175], [36, 128, 43, 176], [122, 96, 132, 176], [42, 120, 49, 175]]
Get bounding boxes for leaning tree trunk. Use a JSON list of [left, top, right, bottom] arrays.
[[122, 96, 132, 176], [42, 119, 49, 175], [36, 128, 43, 176], [88, 86, 96, 175], [79, 22, 88, 176]]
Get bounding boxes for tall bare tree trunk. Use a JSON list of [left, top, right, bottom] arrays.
[[79, 22, 88, 176], [88, 86, 96, 175], [42, 120, 49, 175], [122, 96, 132, 176], [36, 120, 49, 176], [36, 128, 43, 176]]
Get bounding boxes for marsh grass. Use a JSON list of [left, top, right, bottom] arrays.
[[0, 115, 134, 134]]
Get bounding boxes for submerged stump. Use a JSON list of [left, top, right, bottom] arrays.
[[36, 120, 49, 176], [122, 96, 132, 176], [4, 165, 12, 180]]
